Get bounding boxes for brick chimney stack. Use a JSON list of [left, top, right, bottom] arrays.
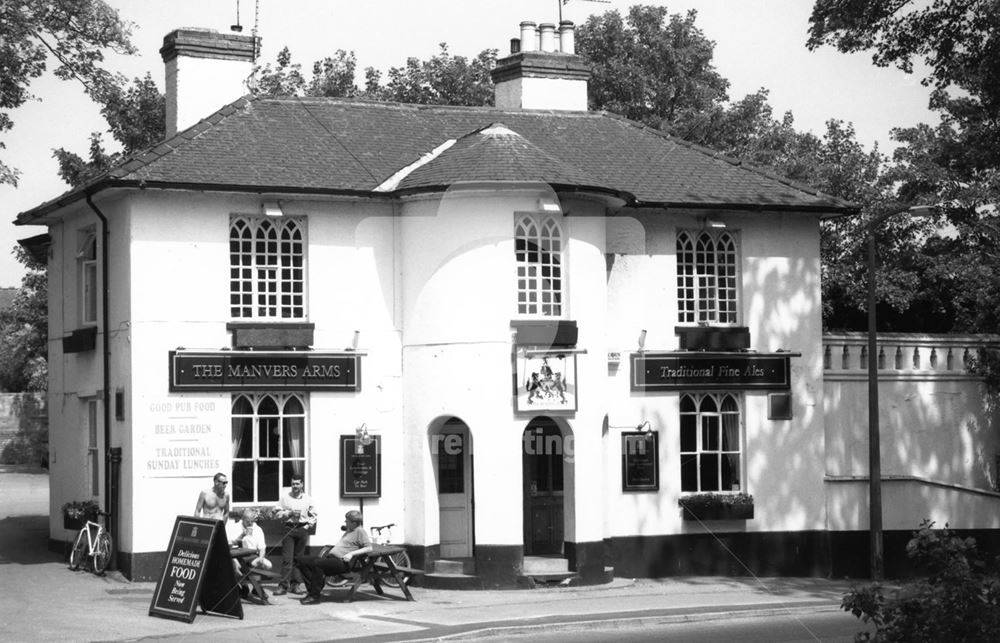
[[160, 29, 257, 138], [491, 20, 589, 111]]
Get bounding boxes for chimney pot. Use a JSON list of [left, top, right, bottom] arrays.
[[510, 38, 521, 54], [539, 23, 556, 52], [559, 21, 575, 54], [519, 21, 537, 52]]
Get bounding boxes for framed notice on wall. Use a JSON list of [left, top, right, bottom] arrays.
[[621, 431, 659, 492], [340, 434, 381, 498]]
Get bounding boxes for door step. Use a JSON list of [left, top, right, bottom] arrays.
[[431, 557, 475, 575], [523, 555, 568, 574]]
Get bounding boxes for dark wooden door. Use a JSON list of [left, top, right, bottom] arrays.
[[523, 419, 564, 555]]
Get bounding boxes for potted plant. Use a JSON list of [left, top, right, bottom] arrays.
[[679, 492, 754, 521], [62, 500, 100, 530]]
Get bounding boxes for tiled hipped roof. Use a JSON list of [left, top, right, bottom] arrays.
[[16, 96, 856, 223]]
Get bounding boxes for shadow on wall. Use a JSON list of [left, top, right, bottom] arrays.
[[0, 393, 48, 467]]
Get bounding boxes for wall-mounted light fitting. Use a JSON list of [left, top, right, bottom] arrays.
[[538, 196, 561, 213], [261, 201, 284, 217], [637, 329, 647, 352], [355, 423, 372, 454], [636, 420, 652, 433]]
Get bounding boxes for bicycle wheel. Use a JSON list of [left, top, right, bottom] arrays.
[[93, 530, 113, 575], [68, 529, 87, 571], [379, 550, 411, 588]]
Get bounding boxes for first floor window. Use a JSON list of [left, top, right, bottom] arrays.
[[515, 214, 563, 317], [680, 392, 743, 492], [676, 229, 739, 324], [78, 229, 98, 325], [231, 393, 307, 503], [230, 216, 305, 319]]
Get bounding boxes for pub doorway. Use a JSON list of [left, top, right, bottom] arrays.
[[433, 417, 474, 558], [522, 417, 565, 555]]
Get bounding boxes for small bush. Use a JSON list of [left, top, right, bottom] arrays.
[[842, 520, 1000, 642]]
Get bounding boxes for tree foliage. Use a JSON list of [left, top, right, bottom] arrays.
[[842, 520, 1000, 642], [0, 0, 135, 185], [577, 5, 729, 131], [808, 0, 1000, 334], [52, 72, 164, 187], [253, 44, 497, 106], [0, 247, 47, 391]]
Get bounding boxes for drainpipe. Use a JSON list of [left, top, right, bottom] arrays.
[[85, 194, 114, 569]]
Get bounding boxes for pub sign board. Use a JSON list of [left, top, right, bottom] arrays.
[[631, 352, 791, 391], [149, 516, 242, 623], [169, 351, 361, 392], [621, 431, 659, 492], [340, 434, 381, 498]]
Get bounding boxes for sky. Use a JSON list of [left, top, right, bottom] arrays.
[[0, 0, 938, 288]]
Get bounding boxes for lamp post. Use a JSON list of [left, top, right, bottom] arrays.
[[866, 204, 934, 581]]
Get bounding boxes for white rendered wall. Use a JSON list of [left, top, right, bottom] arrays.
[[123, 192, 404, 553], [399, 189, 611, 549], [165, 56, 250, 137], [604, 209, 827, 537], [494, 77, 588, 111]]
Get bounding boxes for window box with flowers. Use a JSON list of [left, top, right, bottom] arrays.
[[679, 492, 754, 521], [62, 500, 100, 530]]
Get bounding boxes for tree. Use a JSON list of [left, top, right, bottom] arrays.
[[372, 44, 496, 106], [52, 72, 164, 187], [808, 0, 1000, 335], [0, 247, 47, 392], [253, 44, 497, 106], [576, 5, 730, 131], [0, 0, 135, 185]]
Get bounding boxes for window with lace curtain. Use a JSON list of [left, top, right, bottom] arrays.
[[231, 393, 307, 504], [676, 229, 739, 324], [679, 392, 743, 492], [229, 216, 305, 319]]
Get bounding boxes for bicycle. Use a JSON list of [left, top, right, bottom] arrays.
[[68, 510, 113, 575], [369, 523, 411, 588]]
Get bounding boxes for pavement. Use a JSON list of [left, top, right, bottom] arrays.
[[0, 465, 859, 642]]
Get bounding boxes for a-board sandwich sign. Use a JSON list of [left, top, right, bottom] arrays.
[[149, 516, 243, 623]]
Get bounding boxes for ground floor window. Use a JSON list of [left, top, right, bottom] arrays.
[[231, 393, 307, 503], [87, 400, 99, 497], [679, 392, 743, 492]]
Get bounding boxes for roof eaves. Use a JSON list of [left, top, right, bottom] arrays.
[[14, 95, 262, 224], [598, 110, 859, 214]]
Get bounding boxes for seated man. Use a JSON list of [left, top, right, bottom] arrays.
[[226, 508, 271, 597], [295, 510, 371, 605]]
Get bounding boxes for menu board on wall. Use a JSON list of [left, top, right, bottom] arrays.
[[148, 516, 242, 623], [621, 432, 659, 492], [340, 435, 382, 498]]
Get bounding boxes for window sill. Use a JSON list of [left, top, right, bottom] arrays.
[[227, 322, 315, 349]]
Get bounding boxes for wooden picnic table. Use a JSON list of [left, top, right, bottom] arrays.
[[343, 544, 416, 602], [229, 546, 280, 604]]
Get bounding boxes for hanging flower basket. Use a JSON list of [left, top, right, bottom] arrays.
[[679, 492, 754, 521], [62, 500, 100, 530]]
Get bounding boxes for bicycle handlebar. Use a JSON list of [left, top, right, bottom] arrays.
[[370, 523, 395, 532]]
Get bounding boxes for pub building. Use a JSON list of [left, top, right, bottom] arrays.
[[16, 21, 1000, 585]]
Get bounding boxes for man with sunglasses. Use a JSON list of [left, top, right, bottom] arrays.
[[194, 472, 231, 521]]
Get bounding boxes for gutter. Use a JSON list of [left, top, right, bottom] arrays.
[[85, 194, 114, 563]]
